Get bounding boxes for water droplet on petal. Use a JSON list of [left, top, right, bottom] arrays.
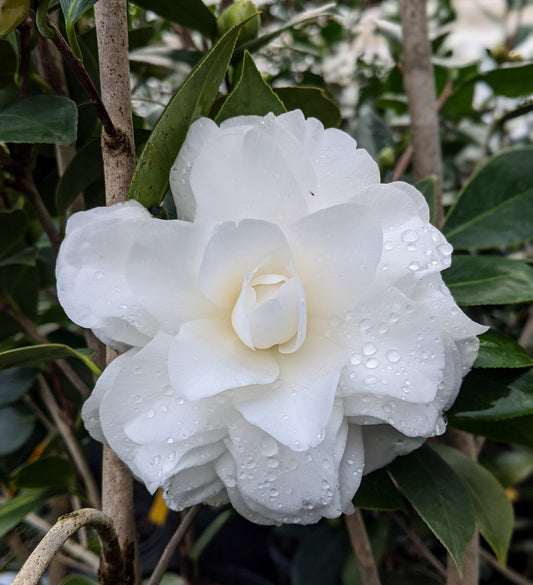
[[260, 436, 278, 457], [365, 358, 378, 369], [146, 409, 154, 419], [95, 271, 104, 280], [402, 229, 419, 243], [350, 354, 363, 366], [386, 350, 401, 363], [363, 342, 377, 356], [438, 243, 453, 256], [408, 261, 420, 271]]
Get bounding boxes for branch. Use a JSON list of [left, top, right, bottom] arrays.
[[344, 510, 382, 585], [399, 0, 444, 228], [480, 548, 533, 585], [12, 508, 121, 585], [38, 376, 101, 509], [148, 505, 202, 585]]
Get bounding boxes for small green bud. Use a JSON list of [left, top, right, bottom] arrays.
[[378, 146, 395, 169], [0, 0, 30, 37], [217, 0, 260, 45]]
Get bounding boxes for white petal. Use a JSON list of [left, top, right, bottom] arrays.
[[168, 318, 279, 400], [361, 424, 425, 474], [199, 219, 293, 307], [163, 463, 227, 511], [124, 218, 218, 335], [56, 201, 157, 348], [288, 204, 382, 315], [338, 425, 365, 514], [215, 409, 349, 524]]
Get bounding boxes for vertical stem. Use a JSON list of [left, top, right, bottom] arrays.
[[344, 510, 382, 585], [399, 0, 444, 228], [94, 1, 138, 583]]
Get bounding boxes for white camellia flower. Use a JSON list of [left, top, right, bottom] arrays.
[[56, 110, 486, 524]]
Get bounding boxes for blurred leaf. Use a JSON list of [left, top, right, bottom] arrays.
[[238, 3, 336, 54], [475, 330, 533, 368], [478, 63, 533, 98], [482, 447, 533, 488], [0, 366, 38, 406], [415, 176, 436, 225], [0, 38, 17, 88], [274, 86, 341, 128], [443, 256, 533, 306], [388, 445, 475, 571], [60, 577, 99, 585], [292, 523, 346, 585], [442, 147, 533, 249], [0, 0, 29, 37], [0, 96, 77, 145], [0, 488, 58, 538], [215, 51, 286, 123], [59, 0, 97, 26], [131, 0, 217, 39], [0, 405, 35, 456], [432, 444, 513, 565], [353, 108, 394, 159], [0, 209, 26, 257], [191, 508, 234, 562], [353, 468, 406, 512], [56, 138, 103, 213], [11, 457, 76, 489], [128, 23, 242, 208], [0, 247, 37, 267], [448, 368, 533, 422], [0, 343, 101, 376]]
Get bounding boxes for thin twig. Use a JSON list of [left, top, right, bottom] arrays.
[[480, 548, 533, 585], [38, 376, 101, 509], [12, 508, 121, 585], [1, 300, 91, 399], [344, 510, 382, 585], [148, 505, 203, 585], [393, 513, 447, 578]]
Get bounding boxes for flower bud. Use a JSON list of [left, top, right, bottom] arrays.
[[217, 0, 260, 45], [0, 0, 30, 37]]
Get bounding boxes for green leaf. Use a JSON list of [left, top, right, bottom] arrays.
[[56, 138, 103, 213], [443, 256, 533, 306], [475, 330, 533, 368], [0, 344, 101, 376], [11, 457, 76, 489], [442, 147, 533, 249], [292, 523, 346, 585], [432, 444, 513, 564], [352, 108, 394, 159], [59, 0, 97, 26], [353, 469, 406, 512], [388, 445, 476, 571], [450, 414, 533, 449], [483, 447, 533, 487], [215, 51, 286, 123], [0, 405, 35, 456], [131, 0, 217, 40], [0, 488, 58, 538], [0, 95, 77, 145], [273, 87, 341, 128], [0, 39, 18, 87], [128, 23, 242, 209], [0, 0, 29, 37], [448, 368, 533, 423], [0, 209, 26, 258], [238, 3, 336, 55], [0, 366, 38, 406], [0, 247, 37, 267], [60, 577, 99, 585], [478, 63, 533, 98], [415, 176, 436, 225], [190, 508, 234, 562]]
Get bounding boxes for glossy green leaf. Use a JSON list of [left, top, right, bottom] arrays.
[[56, 138, 103, 213], [353, 468, 406, 512], [443, 256, 533, 306], [442, 147, 533, 249], [448, 368, 533, 422], [415, 176, 436, 225], [0, 344, 101, 376], [478, 63, 533, 98], [0, 405, 35, 456], [274, 87, 341, 128], [0, 488, 58, 538], [59, 0, 96, 25], [215, 51, 286, 123], [128, 24, 242, 208], [475, 330, 533, 368], [0, 209, 26, 257], [451, 414, 533, 449], [11, 457, 76, 489], [0, 366, 38, 406], [432, 444, 513, 565], [0, 95, 77, 145], [131, 0, 217, 40], [388, 445, 476, 571], [238, 3, 336, 54]]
